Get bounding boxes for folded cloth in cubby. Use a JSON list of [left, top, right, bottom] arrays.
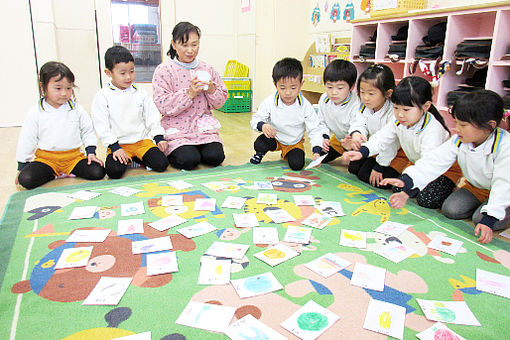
[[455, 39, 492, 59], [415, 45, 443, 59], [359, 44, 376, 59], [388, 43, 406, 58], [465, 68, 488, 87]]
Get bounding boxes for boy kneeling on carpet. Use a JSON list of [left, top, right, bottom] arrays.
[[91, 46, 169, 179], [249, 57, 326, 170]]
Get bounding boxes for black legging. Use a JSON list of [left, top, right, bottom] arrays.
[[253, 134, 305, 171], [167, 142, 225, 170], [106, 147, 168, 179], [322, 147, 342, 163], [18, 159, 105, 189], [348, 157, 400, 189]]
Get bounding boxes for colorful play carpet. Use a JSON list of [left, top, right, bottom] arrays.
[[0, 161, 509, 340]]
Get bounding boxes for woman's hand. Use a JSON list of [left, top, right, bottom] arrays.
[[188, 77, 204, 99], [205, 81, 216, 94], [87, 154, 104, 167]]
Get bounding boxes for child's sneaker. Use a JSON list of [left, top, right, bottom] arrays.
[[250, 152, 265, 164]]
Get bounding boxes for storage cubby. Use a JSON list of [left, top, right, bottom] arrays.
[[350, 2, 510, 129]]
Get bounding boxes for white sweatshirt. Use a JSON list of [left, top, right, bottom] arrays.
[[16, 99, 97, 163], [91, 83, 165, 147], [317, 92, 361, 139], [250, 92, 325, 150], [405, 128, 510, 220]]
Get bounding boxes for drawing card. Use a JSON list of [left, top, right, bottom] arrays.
[[476, 268, 510, 299], [374, 221, 411, 237], [293, 195, 315, 206], [281, 300, 339, 340], [233, 213, 259, 228], [305, 253, 352, 277], [416, 322, 467, 340], [231, 272, 283, 298], [205, 241, 250, 259], [264, 208, 295, 223], [83, 277, 132, 305], [68, 206, 98, 220], [55, 246, 93, 269], [176, 301, 236, 333], [340, 229, 367, 248], [254, 181, 274, 190], [499, 228, 510, 240], [416, 299, 481, 326], [161, 194, 184, 206], [363, 299, 406, 340], [167, 180, 193, 190], [66, 229, 111, 243], [427, 235, 463, 256], [315, 201, 345, 217], [148, 214, 187, 231], [256, 193, 277, 205], [253, 227, 279, 244], [117, 219, 144, 235], [202, 181, 229, 192], [177, 221, 217, 238], [67, 190, 101, 201], [374, 242, 416, 263], [146, 251, 178, 276], [253, 243, 299, 267], [221, 196, 247, 209], [305, 153, 328, 169], [121, 201, 145, 217], [111, 331, 151, 340], [301, 213, 332, 230], [350, 263, 386, 291], [109, 186, 140, 197], [194, 69, 211, 90], [198, 258, 231, 285], [225, 314, 288, 340], [132, 236, 173, 255], [283, 225, 312, 244], [194, 198, 216, 211]]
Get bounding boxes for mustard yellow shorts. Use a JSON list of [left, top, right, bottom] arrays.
[[329, 134, 348, 155], [276, 139, 305, 159], [108, 139, 156, 161], [34, 148, 86, 175]]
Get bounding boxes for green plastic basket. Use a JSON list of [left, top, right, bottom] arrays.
[[218, 90, 252, 113]]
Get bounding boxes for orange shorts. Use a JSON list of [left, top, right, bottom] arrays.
[[443, 161, 463, 185], [329, 135, 348, 155], [389, 148, 410, 173], [459, 179, 490, 203], [108, 139, 156, 161], [34, 148, 86, 175], [276, 139, 305, 159]]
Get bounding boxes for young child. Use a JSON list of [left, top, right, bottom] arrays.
[[343, 76, 462, 208], [16, 61, 105, 189], [317, 59, 361, 164], [343, 64, 406, 187], [249, 57, 325, 170], [92, 46, 169, 179], [381, 90, 510, 243]]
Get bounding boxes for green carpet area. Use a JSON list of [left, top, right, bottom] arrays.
[[0, 161, 509, 339]]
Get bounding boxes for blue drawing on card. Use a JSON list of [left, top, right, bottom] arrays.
[[193, 304, 212, 325], [244, 276, 273, 293], [238, 326, 269, 340]]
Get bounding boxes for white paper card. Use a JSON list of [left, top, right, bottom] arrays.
[[416, 299, 481, 326], [168, 180, 194, 190], [281, 300, 339, 340], [305, 253, 352, 277], [194, 198, 217, 211], [374, 221, 411, 237], [265, 208, 295, 223], [55, 246, 93, 269], [428, 235, 463, 256], [476, 268, 510, 299], [146, 251, 178, 275], [178, 221, 217, 238], [283, 226, 312, 244], [161, 195, 184, 206], [225, 314, 288, 340], [351, 263, 386, 291], [110, 186, 141, 197], [257, 193, 277, 205], [233, 213, 259, 228], [117, 219, 144, 235], [499, 228, 510, 240], [132, 236, 173, 254], [363, 299, 406, 340], [176, 301, 236, 333], [121, 202, 145, 217], [198, 259, 231, 285], [254, 181, 274, 190], [253, 243, 299, 267], [195, 70, 211, 90], [416, 322, 467, 340], [69, 206, 98, 220], [301, 213, 332, 230], [293, 195, 315, 206], [340, 229, 367, 248], [305, 154, 328, 169], [148, 215, 187, 231], [253, 227, 279, 244], [315, 201, 345, 217], [83, 277, 132, 305], [375, 243, 416, 263], [66, 229, 111, 243], [231, 272, 283, 298], [205, 241, 250, 259], [222, 196, 247, 209], [67, 190, 101, 201]]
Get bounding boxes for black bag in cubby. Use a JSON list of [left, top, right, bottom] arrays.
[[454, 39, 492, 59], [360, 44, 376, 59], [415, 45, 443, 59], [388, 43, 407, 58], [447, 89, 471, 107], [465, 68, 488, 88]]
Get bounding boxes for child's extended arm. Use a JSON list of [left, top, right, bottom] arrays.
[[250, 99, 276, 138], [78, 104, 102, 165], [304, 104, 327, 158]]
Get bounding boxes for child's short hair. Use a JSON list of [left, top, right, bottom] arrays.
[[39, 61, 75, 95], [452, 89, 504, 130], [272, 57, 303, 83], [104, 45, 134, 71], [357, 64, 395, 96], [323, 59, 357, 88], [167, 22, 201, 59]]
